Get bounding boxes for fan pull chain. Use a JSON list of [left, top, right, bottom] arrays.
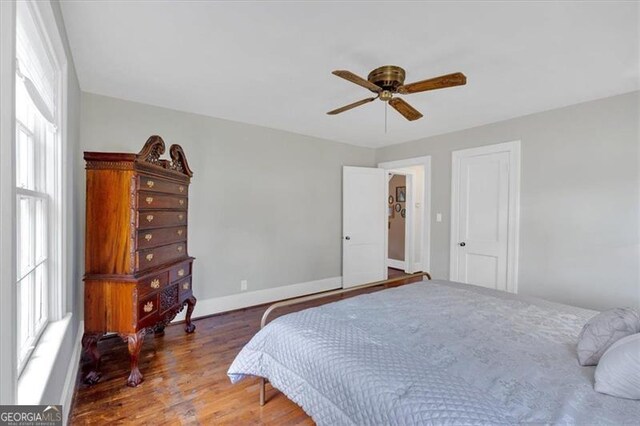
[[385, 100, 388, 133]]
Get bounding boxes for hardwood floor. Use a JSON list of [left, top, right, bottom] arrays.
[[70, 274, 425, 425]]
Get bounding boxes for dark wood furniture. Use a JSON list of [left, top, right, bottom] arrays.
[[82, 135, 197, 387]]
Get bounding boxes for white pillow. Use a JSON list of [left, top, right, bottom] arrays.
[[594, 333, 640, 400], [577, 308, 640, 366]]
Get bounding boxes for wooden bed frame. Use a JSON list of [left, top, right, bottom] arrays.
[[258, 271, 432, 405]]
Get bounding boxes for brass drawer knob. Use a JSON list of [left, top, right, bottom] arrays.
[[179, 199, 184, 206], [143, 301, 154, 313], [145, 196, 154, 205], [144, 233, 153, 242], [150, 278, 160, 289], [146, 253, 154, 262], [177, 246, 183, 252], [182, 282, 190, 290], [177, 229, 183, 236], [178, 268, 185, 277], [178, 214, 184, 221], [179, 186, 185, 193], [146, 214, 154, 222], [146, 180, 154, 188]]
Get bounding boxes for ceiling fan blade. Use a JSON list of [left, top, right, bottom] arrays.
[[327, 97, 377, 115], [332, 70, 382, 93], [397, 72, 466, 94], [389, 98, 423, 121]]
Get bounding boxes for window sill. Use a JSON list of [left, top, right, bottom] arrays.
[[17, 313, 72, 404]]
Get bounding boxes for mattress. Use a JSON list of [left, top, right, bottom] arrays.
[[228, 279, 640, 425]]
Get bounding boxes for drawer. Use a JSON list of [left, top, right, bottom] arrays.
[[177, 277, 192, 296], [170, 260, 192, 282], [138, 293, 158, 321], [137, 226, 187, 250], [138, 175, 188, 195], [137, 191, 187, 210], [137, 210, 187, 230], [136, 242, 187, 272], [137, 271, 169, 298]]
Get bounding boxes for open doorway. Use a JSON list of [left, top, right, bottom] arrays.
[[379, 156, 431, 278], [341, 157, 431, 288], [388, 174, 407, 273]]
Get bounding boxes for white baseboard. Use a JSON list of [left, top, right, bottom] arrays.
[[61, 320, 83, 426], [387, 258, 405, 270], [173, 276, 342, 321]]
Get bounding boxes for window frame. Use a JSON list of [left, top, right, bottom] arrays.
[[14, 0, 68, 378]]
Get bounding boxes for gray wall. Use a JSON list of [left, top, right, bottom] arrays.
[[377, 91, 640, 311], [79, 93, 376, 300]]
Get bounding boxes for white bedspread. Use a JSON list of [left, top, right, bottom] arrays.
[[228, 280, 640, 425]]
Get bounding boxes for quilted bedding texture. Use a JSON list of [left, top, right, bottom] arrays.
[[228, 280, 640, 425]]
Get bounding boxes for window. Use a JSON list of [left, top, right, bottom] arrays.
[[15, 1, 64, 376]]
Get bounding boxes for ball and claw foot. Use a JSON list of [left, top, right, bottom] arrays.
[[83, 371, 101, 385], [126, 367, 144, 387]]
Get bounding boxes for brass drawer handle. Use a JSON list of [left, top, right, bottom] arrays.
[[144, 233, 152, 242], [179, 199, 184, 206], [178, 268, 185, 277], [177, 229, 183, 236], [143, 301, 154, 313], [179, 186, 185, 193], [145, 196, 154, 205], [146, 253, 154, 262], [146, 214, 154, 222], [146, 180, 154, 188], [178, 214, 184, 221], [177, 246, 183, 252], [150, 278, 160, 289], [182, 282, 190, 290]]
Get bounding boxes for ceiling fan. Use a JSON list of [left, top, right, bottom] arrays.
[[327, 66, 466, 121]]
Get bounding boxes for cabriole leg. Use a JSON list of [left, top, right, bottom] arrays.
[[81, 332, 103, 385], [184, 295, 197, 333], [120, 329, 146, 387], [260, 377, 266, 406]]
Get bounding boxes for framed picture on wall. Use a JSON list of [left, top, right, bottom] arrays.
[[395, 203, 402, 212], [401, 208, 406, 218], [388, 195, 394, 204], [396, 186, 406, 202]]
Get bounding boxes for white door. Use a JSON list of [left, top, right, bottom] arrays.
[[450, 141, 520, 292], [343, 166, 386, 288]]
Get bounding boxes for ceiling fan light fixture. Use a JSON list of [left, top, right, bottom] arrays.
[[328, 65, 467, 122]]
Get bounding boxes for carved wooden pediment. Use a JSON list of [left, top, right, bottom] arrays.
[[136, 135, 193, 177]]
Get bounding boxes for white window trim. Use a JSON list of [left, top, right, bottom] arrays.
[[22, 0, 69, 322], [1, 0, 19, 405], [14, 0, 68, 389]]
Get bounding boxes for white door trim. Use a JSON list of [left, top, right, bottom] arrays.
[[378, 156, 431, 274], [449, 140, 521, 293]]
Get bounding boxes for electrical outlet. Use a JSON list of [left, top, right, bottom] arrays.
[[240, 280, 248, 291]]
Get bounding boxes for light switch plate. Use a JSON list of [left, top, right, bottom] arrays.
[[436, 213, 442, 222]]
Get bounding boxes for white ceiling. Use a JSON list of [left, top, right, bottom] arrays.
[[60, 1, 639, 148]]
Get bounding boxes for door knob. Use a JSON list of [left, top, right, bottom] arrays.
[[345, 236, 351, 240], [459, 242, 466, 247]]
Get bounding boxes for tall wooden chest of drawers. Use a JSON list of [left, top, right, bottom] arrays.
[[82, 136, 197, 387]]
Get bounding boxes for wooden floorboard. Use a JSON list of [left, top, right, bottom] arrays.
[[70, 272, 422, 425]]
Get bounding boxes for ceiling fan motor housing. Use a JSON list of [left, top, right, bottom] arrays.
[[367, 65, 406, 92]]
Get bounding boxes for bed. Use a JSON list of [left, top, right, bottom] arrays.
[[228, 279, 640, 425]]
